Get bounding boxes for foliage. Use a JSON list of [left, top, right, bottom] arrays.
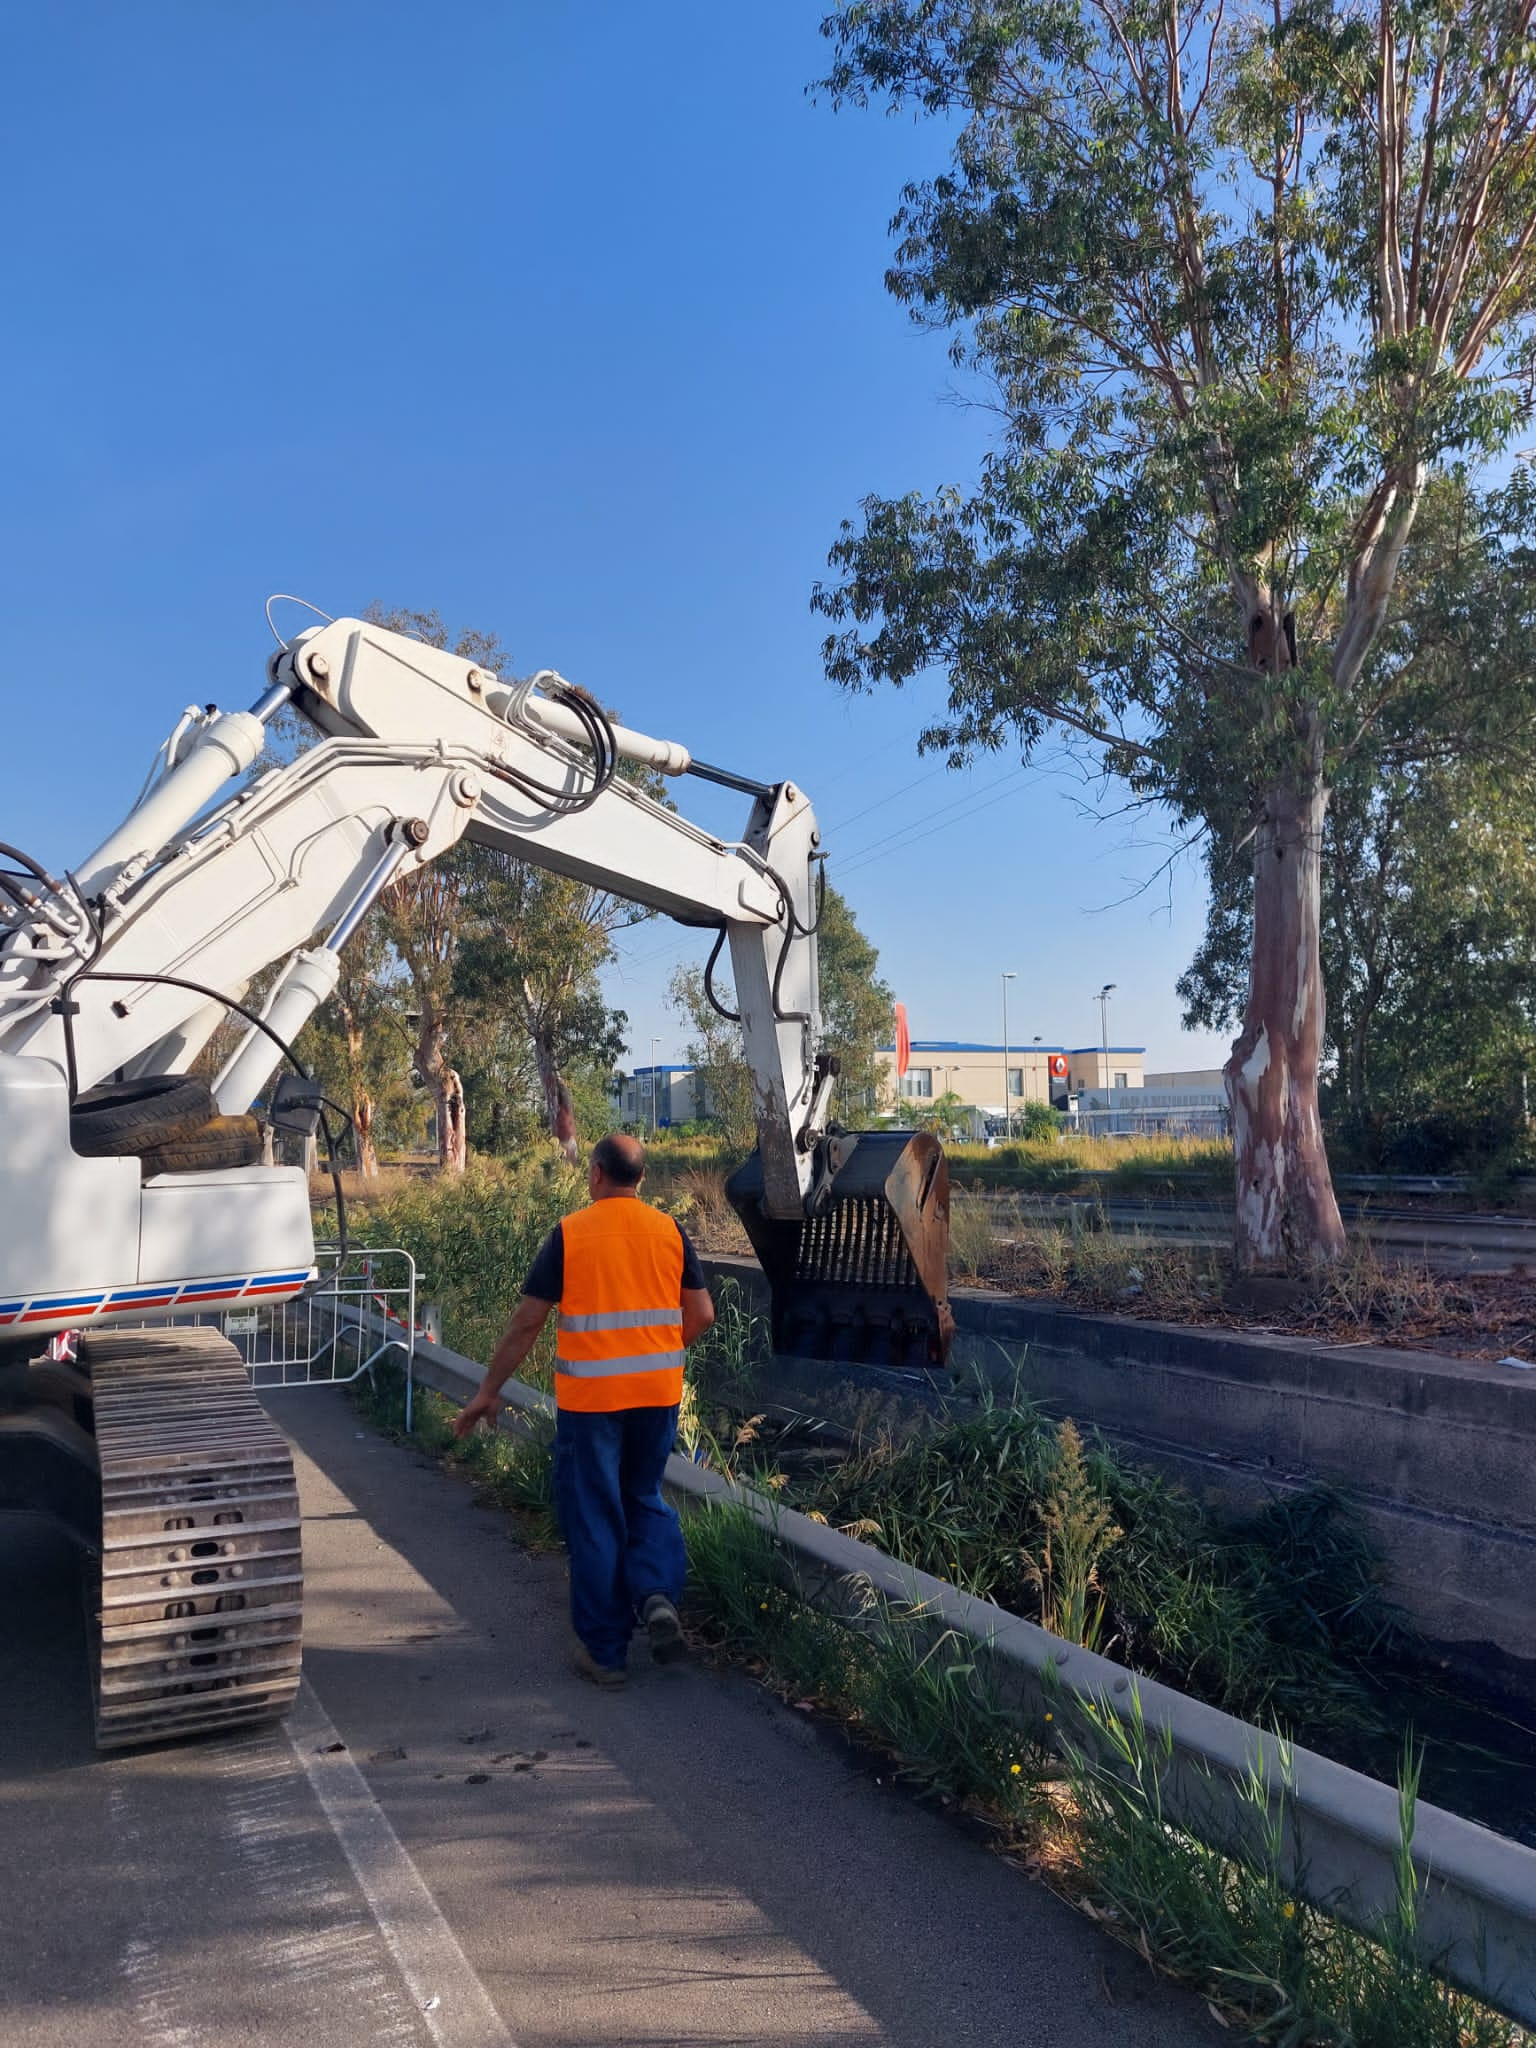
[[351, 1362, 1527, 2043], [946, 1187, 1000, 1278], [898, 1086, 974, 1141], [1022, 1419, 1122, 1650], [347, 1154, 583, 1370], [451, 838, 634, 1156], [668, 961, 759, 1150], [803, 1392, 1401, 1733], [1179, 474, 1536, 1168], [1065, 1703, 1527, 2046], [1187, 744, 1536, 1170], [1013, 1097, 1062, 1140], [946, 1131, 1231, 1195], [814, 881, 895, 1113], [296, 921, 424, 1171], [669, 885, 895, 1146], [360, 602, 644, 1168], [814, 0, 1536, 1266], [682, 1502, 1048, 1820]]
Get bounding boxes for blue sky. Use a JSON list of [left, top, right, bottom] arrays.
[[0, 1, 1231, 1073]]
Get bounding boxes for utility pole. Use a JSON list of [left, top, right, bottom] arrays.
[[649, 1035, 660, 1136], [1001, 971, 1017, 1140], [1095, 984, 1116, 1080]]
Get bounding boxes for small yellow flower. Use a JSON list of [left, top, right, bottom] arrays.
[[1281, 1902, 1296, 1920], [1044, 1712, 1053, 1723], [759, 1601, 768, 1610], [1010, 1763, 1022, 1776]]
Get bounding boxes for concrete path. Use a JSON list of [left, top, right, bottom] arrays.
[[0, 1388, 1226, 2047]]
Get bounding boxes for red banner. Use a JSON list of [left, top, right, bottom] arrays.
[[895, 1002, 911, 1079]]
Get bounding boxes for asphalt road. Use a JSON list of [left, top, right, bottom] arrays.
[[0, 1388, 1226, 2048]]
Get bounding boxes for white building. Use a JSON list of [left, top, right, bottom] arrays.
[[609, 1064, 705, 1130]]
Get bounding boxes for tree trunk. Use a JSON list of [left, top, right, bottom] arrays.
[[341, 1008, 379, 1177], [532, 1029, 578, 1163], [439, 1067, 467, 1173], [353, 1090, 379, 1178], [1225, 770, 1347, 1272], [416, 1005, 468, 1175]]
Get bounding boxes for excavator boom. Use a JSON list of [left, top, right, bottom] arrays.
[[0, 606, 951, 1745]]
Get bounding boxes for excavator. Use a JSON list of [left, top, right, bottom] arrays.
[[0, 609, 952, 1749]]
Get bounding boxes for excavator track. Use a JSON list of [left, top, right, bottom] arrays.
[[80, 1326, 303, 1749]]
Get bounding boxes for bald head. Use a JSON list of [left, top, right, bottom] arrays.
[[590, 1132, 646, 1192]]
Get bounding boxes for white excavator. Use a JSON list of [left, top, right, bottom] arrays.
[[0, 609, 952, 1748]]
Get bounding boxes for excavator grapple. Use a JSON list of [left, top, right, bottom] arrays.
[[727, 1130, 954, 1370]]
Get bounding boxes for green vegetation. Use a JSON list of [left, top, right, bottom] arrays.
[[667, 880, 893, 1141], [793, 1393, 1401, 1737], [1065, 1698, 1524, 2047], [339, 1153, 583, 1370]]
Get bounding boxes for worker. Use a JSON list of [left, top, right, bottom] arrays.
[[453, 1132, 715, 1687]]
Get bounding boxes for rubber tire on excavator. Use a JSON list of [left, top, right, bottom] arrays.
[[137, 1113, 265, 1177], [69, 1075, 216, 1159]]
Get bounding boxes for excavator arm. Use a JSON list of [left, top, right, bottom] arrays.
[[0, 606, 950, 1748]]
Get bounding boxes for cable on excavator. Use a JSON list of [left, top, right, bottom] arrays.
[[54, 967, 353, 1268], [0, 606, 954, 1751]]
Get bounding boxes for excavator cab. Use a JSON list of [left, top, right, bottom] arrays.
[[727, 1131, 954, 1371]]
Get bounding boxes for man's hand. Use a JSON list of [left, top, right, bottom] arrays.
[[453, 1388, 500, 1440], [452, 1297, 554, 1441]]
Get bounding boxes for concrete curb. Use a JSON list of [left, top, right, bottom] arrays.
[[366, 1319, 1536, 2025]]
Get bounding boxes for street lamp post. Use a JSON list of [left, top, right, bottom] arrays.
[[1095, 984, 1117, 1080], [1001, 971, 1017, 1140], [649, 1035, 660, 1136]]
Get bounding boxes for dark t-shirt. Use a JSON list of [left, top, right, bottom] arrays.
[[522, 1210, 705, 1304]]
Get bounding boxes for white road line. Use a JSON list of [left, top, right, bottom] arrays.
[[285, 1679, 518, 2048]]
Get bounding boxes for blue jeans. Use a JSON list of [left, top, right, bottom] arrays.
[[552, 1404, 686, 1670]]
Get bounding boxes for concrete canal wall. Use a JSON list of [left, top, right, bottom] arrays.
[[701, 1256, 1536, 1704]]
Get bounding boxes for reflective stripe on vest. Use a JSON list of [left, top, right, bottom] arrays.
[[557, 1307, 683, 1334], [554, 1200, 687, 1413], [557, 1351, 686, 1379]]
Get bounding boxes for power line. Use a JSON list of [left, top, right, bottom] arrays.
[[825, 758, 951, 836], [835, 764, 1028, 872], [838, 769, 1038, 877]]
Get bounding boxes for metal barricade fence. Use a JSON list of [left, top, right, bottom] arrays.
[[165, 1244, 419, 1420]]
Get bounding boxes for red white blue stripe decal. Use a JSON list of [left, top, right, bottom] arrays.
[[0, 1270, 313, 1328]]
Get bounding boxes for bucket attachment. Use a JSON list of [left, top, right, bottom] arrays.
[[726, 1131, 954, 1370]]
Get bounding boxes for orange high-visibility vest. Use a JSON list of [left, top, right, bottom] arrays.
[[554, 1199, 687, 1413]]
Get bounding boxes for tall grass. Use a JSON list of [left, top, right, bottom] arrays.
[[1063, 1700, 1526, 2046], [801, 1391, 1402, 1735], [947, 1133, 1231, 1195], [338, 1154, 584, 1370]]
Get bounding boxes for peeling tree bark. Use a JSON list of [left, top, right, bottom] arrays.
[[527, 996, 579, 1164], [416, 1004, 467, 1175], [339, 1001, 379, 1178], [1225, 767, 1347, 1272]]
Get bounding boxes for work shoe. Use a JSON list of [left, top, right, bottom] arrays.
[[641, 1594, 687, 1665], [572, 1643, 626, 1689]]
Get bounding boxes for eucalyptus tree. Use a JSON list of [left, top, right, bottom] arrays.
[[815, 0, 1536, 1269]]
